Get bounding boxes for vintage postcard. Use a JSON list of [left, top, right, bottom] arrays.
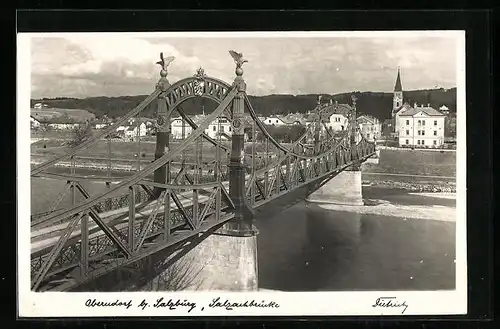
[[17, 30, 466, 317]]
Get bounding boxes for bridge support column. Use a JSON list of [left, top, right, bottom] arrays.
[[153, 70, 171, 197], [226, 58, 257, 237], [306, 95, 364, 206], [305, 168, 363, 206], [135, 230, 258, 292]]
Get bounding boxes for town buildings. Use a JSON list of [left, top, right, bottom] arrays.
[[357, 115, 381, 141], [390, 68, 447, 148], [317, 101, 351, 132], [397, 105, 446, 148], [170, 115, 233, 140]]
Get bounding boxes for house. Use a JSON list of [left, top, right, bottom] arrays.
[[357, 115, 382, 141], [397, 104, 446, 148], [33, 102, 48, 110], [439, 105, 450, 115], [123, 122, 147, 141], [325, 103, 351, 132], [170, 117, 193, 139], [116, 125, 128, 133], [263, 116, 287, 126], [46, 115, 85, 130], [170, 115, 233, 140], [48, 122, 82, 130], [279, 113, 306, 126], [95, 123, 109, 129], [30, 115, 41, 129], [205, 117, 233, 140]]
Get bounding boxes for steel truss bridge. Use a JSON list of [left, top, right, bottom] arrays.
[[30, 52, 376, 292]]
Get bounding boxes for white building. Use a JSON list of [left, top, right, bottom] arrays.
[[95, 123, 109, 129], [170, 117, 193, 139], [170, 116, 233, 140], [118, 122, 147, 140], [328, 113, 349, 131], [263, 116, 287, 126], [439, 105, 450, 115], [205, 117, 232, 139], [48, 123, 81, 130], [357, 115, 381, 141], [325, 103, 351, 132], [398, 105, 446, 148], [30, 115, 41, 129], [393, 103, 413, 136]]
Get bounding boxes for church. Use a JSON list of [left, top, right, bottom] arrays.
[[391, 67, 413, 134], [390, 68, 446, 148]]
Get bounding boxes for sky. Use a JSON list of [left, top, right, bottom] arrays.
[[29, 33, 459, 99]]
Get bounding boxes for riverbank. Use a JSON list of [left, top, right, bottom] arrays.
[[362, 179, 456, 193], [309, 196, 456, 222]]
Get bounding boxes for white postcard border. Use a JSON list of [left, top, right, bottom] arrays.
[[17, 30, 467, 317]]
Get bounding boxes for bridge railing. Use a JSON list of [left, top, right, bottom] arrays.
[[30, 84, 240, 292], [30, 180, 234, 283]]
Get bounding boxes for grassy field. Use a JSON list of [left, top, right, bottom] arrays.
[[31, 108, 95, 121], [363, 149, 456, 177], [31, 138, 233, 163]]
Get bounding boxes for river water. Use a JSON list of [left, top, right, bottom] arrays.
[[29, 176, 456, 292], [255, 190, 456, 291]]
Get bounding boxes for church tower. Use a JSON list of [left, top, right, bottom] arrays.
[[391, 67, 403, 132], [393, 67, 403, 113]]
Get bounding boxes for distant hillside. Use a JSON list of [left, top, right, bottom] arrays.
[[31, 88, 456, 121]]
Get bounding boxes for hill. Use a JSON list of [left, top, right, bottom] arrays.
[[31, 87, 456, 121]]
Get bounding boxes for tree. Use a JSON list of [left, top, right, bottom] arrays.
[[66, 121, 93, 147], [444, 116, 456, 138]]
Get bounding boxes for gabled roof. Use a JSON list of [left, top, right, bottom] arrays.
[[394, 103, 413, 115], [357, 115, 379, 125], [399, 106, 445, 117]]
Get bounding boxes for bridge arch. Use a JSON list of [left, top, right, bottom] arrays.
[[160, 74, 233, 116]]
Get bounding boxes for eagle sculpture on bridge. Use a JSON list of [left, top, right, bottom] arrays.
[[156, 52, 175, 71], [229, 50, 248, 67]]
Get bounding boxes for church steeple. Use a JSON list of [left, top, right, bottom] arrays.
[[394, 67, 403, 92], [392, 67, 404, 112], [392, 67, 404, 133]]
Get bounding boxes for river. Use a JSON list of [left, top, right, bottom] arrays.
[[255, 189, 456, 291]]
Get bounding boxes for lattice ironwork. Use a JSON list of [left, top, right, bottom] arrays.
[[30, 51, 376, 292]]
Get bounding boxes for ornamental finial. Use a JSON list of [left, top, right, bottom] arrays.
[[194, 67, 206, 78], [229, 50, 248, 76], [156, 52, 175, 77]]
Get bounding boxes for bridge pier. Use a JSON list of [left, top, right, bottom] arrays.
[[131, 227, 258, 292], [305, 167, 364, 206], [306, 97, 365, 206]]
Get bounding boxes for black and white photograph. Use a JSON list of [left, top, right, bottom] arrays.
[[17, 31, 467, 317]]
